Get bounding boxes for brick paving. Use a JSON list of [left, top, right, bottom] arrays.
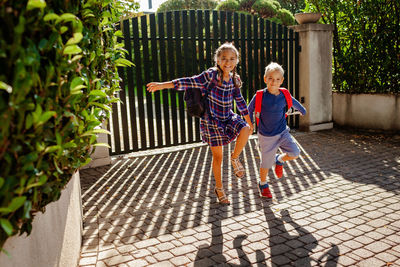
[[79, 128, 400, 266]]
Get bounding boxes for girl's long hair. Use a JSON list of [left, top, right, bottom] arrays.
[[213, 43, 242, 88]]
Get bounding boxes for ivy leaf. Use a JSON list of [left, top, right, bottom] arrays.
[[27, 0, 46, 10], [66, 32, 83, 45], [63, 45, 82, 55], [0, 219, 13, 236]]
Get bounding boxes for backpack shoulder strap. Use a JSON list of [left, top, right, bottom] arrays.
[[279, 88, 292, 117], [255, 89, 264, 126]]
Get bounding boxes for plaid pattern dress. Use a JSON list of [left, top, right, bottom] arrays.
[[173, 69, 249, 147]]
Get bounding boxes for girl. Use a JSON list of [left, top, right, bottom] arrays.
[[147, 43, 253, 205]]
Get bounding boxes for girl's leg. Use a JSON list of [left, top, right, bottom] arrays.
[[231, 126, 251, 159], [210, 146, 223, 188], [210, 146, 230, 204]]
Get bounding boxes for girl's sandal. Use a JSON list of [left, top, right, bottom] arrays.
[[231, 156, 245, 178], [214, 187, 230, 205]]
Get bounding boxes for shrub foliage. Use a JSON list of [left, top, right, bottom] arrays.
[[0, 0, 131, 248], [307, 0, 400, 93]]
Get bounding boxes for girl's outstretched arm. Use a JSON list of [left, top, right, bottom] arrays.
[[146, 81, 174, 93]]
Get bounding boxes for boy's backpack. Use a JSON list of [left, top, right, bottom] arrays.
[[255, 88, 292, 126], [184, 69, 218, 118]]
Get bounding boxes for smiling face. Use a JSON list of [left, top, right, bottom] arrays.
[[264, 70, 284, 94], [216, 49, 238, 75]]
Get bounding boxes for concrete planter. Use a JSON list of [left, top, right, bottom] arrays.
[[333, 92, 400, 131], [0, 172, 82, 267]]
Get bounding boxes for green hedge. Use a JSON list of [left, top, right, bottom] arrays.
[[0, 0, 132, 249], [307, 0, 400, 94]]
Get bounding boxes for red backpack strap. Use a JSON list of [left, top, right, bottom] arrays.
[[255, 90, 264, 126], [279, 88, 292, 117]]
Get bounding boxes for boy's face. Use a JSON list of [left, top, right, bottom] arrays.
[[264, 70, 284, 91]]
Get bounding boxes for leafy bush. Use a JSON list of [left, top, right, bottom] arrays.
[[252, 0, 278, 18], [307, 0, 400, 94], [157, 0, 218, 12], [0, 0, 133, 249], [217, 0, 240, 12], [278, 8, 295, 25]]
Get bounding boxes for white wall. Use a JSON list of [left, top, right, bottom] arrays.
[[0, 172, 82, 267], [333, 93, 400, 131]]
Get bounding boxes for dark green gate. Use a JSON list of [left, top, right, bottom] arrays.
[[109, 10, 300, 155]]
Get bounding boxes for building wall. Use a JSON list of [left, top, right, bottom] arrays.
[[0, 172, 82, 267], [333, 92, 400, 131]]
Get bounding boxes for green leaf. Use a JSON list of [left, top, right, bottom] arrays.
[[66, 32, 83, 45], [0, 81, 12, 93], [91, 102, 112, 111], [0, 177, 4, 189], [70, 55, 83, 62], [115, 58, 133, 67], [92, 129, 111, 135], [89, 90, 107, 97], [63, 45, 82, 55], [26, 175, 47, 190], [56, 13, 77, 24], [60, 26, 68, 34], [44, 145, 61, 154], [38, 111, 56, 125], [44, 13, 60, 22], [93, 143, 111, 148], [25, 114, 33, 129], [0, 219, 13, 236], [27, 0, 46, 10], [8, 197, 27, 212]]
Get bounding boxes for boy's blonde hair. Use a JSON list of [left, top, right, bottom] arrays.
[[264, 62, 284, 77]]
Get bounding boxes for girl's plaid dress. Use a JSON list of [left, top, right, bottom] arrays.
[[173, 68, 249, 147]]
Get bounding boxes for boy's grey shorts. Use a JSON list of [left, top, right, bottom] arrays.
[[258, 127, 300, 169]]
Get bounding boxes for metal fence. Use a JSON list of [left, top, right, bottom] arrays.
[[109, 10, 300, 155]]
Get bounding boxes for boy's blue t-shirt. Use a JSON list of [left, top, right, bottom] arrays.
[[248, 88, 306, 136]]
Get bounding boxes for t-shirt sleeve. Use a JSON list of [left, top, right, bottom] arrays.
[[292, 97, 307, 115]]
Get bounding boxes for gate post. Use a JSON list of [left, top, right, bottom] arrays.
[[292, 23, 335, 131]]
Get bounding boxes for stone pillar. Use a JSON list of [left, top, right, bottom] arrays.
[[292, 23, 335, 131]]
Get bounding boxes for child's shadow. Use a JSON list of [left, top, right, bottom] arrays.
[[262, 201, 319, 267], [194, 206, 251, 266]]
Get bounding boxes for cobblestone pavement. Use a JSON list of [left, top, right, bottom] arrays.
[[79, 128, 400, 267]]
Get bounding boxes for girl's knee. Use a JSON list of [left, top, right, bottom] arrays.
[[212, 152, 223, 164]]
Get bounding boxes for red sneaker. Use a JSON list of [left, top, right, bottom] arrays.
[[275, 155, 284, 178], [258, 182, 272, 198]]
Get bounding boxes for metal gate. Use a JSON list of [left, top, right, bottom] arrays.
[[109, 10, 300, 155]]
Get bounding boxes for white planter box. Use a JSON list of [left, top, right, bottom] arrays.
[[333, 92, 400, 131], [0, 172, 82, 267]]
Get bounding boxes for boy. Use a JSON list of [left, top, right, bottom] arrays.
[[248, 62, 306, 198]]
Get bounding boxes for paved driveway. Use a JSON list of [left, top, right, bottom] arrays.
[[79, 128, 400, 266]]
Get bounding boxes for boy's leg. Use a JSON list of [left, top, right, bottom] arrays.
[[259, 167, 272, 198], [275, 130, 300, 178]]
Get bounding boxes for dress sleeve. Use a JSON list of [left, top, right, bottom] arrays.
[[233, 85, 249, 116], [172, 70, 213, 93]]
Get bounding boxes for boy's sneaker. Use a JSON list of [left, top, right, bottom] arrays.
[[275, 155, 284, 178], [258, 182, 272, 198]]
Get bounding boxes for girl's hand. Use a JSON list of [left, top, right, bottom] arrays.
[[146, 82, 163, 93], [249, 122, 254, 133]]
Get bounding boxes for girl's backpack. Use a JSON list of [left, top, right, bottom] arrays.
[[255, 88, 293, 126], [184, 69, 218, 118]]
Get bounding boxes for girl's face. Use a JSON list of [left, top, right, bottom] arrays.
[[264, 70, 284, 92], [217, 50, 238, 74]]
